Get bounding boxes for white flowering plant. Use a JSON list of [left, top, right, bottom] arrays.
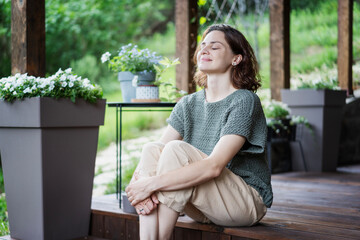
[[263, 100, 312, 138], [0, 68, 103, 103], [153, 57, 188, 102], [291, 64, 340, 90], [101, 43, 162, 74], [263, 100, 290, 120]]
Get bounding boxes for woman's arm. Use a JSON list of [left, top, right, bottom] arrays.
[[159, 125, 183, 144], [126, 134, 246, 206], [129, 125, 182, 214]]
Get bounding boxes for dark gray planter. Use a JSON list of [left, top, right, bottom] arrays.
[[281, 89, 346, 172], [122, 192, 137, 214], [118, 71, 156, 102], [0, 97, 106, 240]]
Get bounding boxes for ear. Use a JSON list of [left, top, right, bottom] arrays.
[[232, 55, 242, 65]]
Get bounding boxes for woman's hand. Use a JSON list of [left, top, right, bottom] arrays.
[[126, 176, 156, 206], [134, 194, 159, 215]]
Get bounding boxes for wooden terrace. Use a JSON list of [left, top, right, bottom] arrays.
[[88, 165, 360, 240]]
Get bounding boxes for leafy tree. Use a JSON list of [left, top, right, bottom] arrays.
[[0, 0, 11, 77], [0, 0, 174, 77]]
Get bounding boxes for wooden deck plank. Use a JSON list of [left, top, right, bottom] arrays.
[[90, 167, 360, 240]]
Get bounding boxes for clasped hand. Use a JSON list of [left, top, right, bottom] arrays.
[[126, 177, 158, 215]]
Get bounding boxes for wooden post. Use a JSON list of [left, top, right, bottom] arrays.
[[269, 0, 290, 100], [338, 0, 353, 95], [175, 0, 198, 94], [11, 0, 45, 76]]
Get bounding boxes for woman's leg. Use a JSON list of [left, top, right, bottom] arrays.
[[157, 204, 179, 240], [139, 209, 158, 240], [155, 140, 267, 228], [136, 142, 165, 239], [154, 140, 209, 236]]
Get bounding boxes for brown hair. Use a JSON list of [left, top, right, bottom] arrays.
[[193, 24, 261, 92]]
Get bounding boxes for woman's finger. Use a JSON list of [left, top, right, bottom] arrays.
[[145, 199, 156, 211], [143, 205, 151, 215], [151, 193, 159, 204]]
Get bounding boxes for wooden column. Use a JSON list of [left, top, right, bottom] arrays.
[[338, 0, 353, 95], [175, 0, 198, 94], [11, 0, 45, 76], [269, 0, 290, 100]]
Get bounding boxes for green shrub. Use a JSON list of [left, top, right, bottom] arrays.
[[0, 167, 9, 236]]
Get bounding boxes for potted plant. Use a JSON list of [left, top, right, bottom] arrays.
[[153, 57, 188, 102], [263, 100, 312, 173], [263, 100, 293, 173], [0, 69, 105, 240], [101, 43, 161, 102], [281, 66, 347, 172]]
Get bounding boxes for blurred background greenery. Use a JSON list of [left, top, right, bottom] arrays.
[[1, 0, 360, 234], [1, 0, 359, 153]]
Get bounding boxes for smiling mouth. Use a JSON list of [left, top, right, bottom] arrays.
[[200, 58, 212, 62]]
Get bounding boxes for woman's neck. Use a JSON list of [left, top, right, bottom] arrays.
[[205, 73, 237, 102]]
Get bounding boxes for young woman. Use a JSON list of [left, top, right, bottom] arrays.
[[125, 24, 273, 240]]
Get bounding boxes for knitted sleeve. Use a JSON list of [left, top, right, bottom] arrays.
[[220, 98, 266, 153], [166, 98, 185, 137]]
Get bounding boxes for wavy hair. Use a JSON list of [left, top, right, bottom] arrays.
[[193, 24, 261, 92]]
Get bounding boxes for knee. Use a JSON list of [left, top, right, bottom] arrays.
[[163, 140, 187, 153], [142, 142, 164, 154]]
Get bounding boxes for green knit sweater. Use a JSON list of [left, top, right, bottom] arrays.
[[167, 89, 273, 208]]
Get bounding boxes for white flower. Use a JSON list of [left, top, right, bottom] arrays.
[[4, 82, 11, 90], [13, 91, 17, 95], [83, 78, 90, 85], [23, 87, 31, 93], [61, 82, 68, 87], [55, 68, 63, 76], [68, 75, 76, 82], [101, 52, 111, 63], [132, 75, 138, 87], [69, 82, 74, 88], [60, 75, 67, 81], [87, 85, 95, 90], [65, 68, 72, 74]]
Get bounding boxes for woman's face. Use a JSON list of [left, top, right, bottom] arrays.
[[196, 30, 237, 74]]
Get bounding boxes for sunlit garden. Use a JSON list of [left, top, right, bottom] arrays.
[[0, 0, 360, 236]]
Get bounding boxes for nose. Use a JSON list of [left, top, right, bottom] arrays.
[[199, 46, 210, 55]]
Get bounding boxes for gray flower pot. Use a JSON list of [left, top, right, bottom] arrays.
[[0, 97, 106, 240], [122, 192, 137, 214], [281, 89, 346, 172], [118, 71, 156, 102]]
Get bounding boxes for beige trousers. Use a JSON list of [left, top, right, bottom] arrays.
[[138, 140, 267, 227]]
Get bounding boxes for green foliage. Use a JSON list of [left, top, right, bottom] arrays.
[[0, 166, 4, 194], [70, 55, 120, 93], [263, 100, 290, 119], [45, 0, 173, 74], [0, 167, 9, 236], [0, 0, 174, 77], [0, 69, 103, 103], [154, 57, 187, 102], [97, 91, 170, 150], [102, 44, 162, 74], [0, 0, 11, 77], [292, 64, 340, 90]]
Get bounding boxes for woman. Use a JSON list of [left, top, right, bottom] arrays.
[[125, 24, 273, 240]]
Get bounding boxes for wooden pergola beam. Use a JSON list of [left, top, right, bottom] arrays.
[[175, 0, 198, 94], [269, 0, 290, 100], [11, 0, 45, 77], [338, 0, 353, 95]]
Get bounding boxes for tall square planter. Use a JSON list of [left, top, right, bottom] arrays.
[[281, 89, 346, 172], [0, 97, 106, 240]]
